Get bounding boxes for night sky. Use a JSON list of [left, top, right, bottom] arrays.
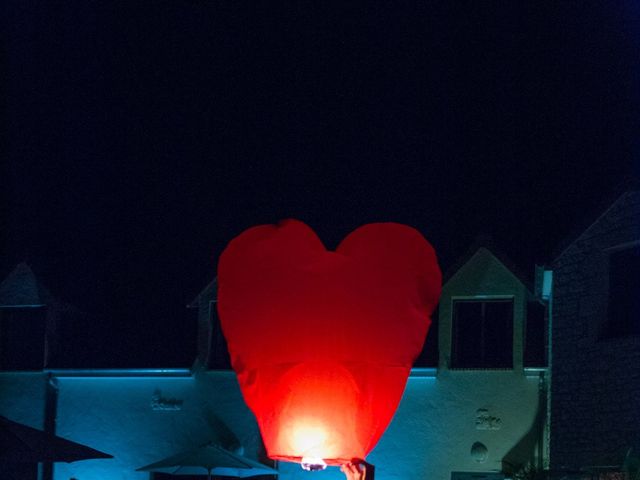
[[3, 2, 639, 367]]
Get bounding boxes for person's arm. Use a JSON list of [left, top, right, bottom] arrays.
[[340, 461, 375, 480]]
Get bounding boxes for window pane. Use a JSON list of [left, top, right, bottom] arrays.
[[209, 307, 231, 369], [415, 306, 439, 367], [606, 246, 640, 338], [451, 300, 513, 369], [483, 301, 513, 368], [524, 301, 547, 367], [0, 307, 46, 370], [452, 301, 483, 368]]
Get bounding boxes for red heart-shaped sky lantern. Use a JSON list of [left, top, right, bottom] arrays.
[[217, 219, 441, 469]]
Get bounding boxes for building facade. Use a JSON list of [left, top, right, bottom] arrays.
[[550, 190, 640, 475], [1, 243, 551, 480]]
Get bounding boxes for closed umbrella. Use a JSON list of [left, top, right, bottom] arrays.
[[137, 443, 277, 480], [0, 415, 113, 463]]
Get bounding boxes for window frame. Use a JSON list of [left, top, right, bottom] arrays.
[[450, 295, 515, 370], [602, 241, 640, 339]]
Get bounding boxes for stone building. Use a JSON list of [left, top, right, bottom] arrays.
[[550, 189, 640, 475]]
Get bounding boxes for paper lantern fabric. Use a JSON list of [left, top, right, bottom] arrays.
[[217, 219, 441, 466]]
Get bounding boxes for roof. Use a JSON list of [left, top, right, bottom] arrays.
[[0, 263, 54, 307], [443, 234, 535, 294], [551, 177, 639, 262], [188, 278, 217, 308]]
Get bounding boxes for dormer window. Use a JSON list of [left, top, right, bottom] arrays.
[[451, 298, 513, 369], [0, 307, 47, 370]]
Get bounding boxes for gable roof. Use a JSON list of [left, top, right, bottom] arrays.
[[188, 278, 217, 308], [443, 234, 535, 294], [552, 177, 639, 262], [0, 263, 53, 307]]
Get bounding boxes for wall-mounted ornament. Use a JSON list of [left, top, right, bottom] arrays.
[[476, 408, 501, 430], [151, 389, 183, 411], [471, 442, 488, 463]]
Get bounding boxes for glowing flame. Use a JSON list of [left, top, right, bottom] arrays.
[[291, 422, 328, 458], [286, 420, 331, 469]]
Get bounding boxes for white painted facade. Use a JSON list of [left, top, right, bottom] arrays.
[[0, 368, 545, 480], [0, 246, 549, 480]]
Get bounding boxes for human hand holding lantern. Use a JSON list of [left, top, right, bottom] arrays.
[[217, 219, 441, 470], [341, 460, 375, 480]]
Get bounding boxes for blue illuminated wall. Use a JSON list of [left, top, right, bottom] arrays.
[[0, 245, 551, 480]]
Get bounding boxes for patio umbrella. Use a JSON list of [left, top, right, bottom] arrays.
[[0, 415, 113, 463], [137, 443, 278, 480]]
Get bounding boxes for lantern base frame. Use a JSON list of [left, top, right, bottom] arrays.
[[301, 458, 327, 471], [269, 453, 353, 467]]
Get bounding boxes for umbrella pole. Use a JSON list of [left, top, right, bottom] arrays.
[[208, 468, 212, 480]]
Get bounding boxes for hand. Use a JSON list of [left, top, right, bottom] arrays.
[[340, 461, 373, 480], [340, 462, 366, 480]]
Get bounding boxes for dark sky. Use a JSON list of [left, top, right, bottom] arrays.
[[3, 2, 639, 367]]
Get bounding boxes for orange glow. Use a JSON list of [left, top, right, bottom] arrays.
[[291, 423, 328, 457]]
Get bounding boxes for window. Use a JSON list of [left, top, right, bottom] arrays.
[[451, 299, 513, 369], [604, 245, 640, 338], [524, 301, 547, 367], [0, 307, 47, 370], [414, 306, 439, 367], [208, 305, 231, 369]]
